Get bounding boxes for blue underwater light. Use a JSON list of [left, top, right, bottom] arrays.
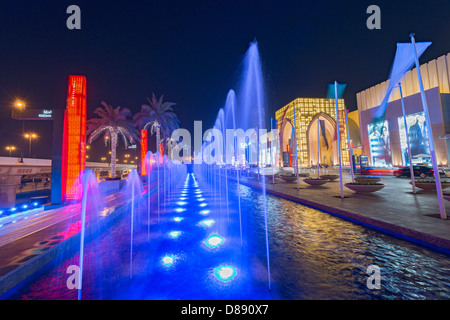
[[199, 210, 210, 215], [162, 255, 175, 267], [173, 217, 183, 222], [169, 231, 181, 239], [175, 208, 186, 213], [204, 234, 225, 249], [214, 265, 237, 282], [199, 219, 215, 227]]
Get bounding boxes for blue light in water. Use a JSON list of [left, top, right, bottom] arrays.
[[162, 255, 175, 267], [22, 204, 28, 209], [214, 265, 236, 282], [173, 217, 183, 222], [199, 203, 207, 207], [169, 231, 181, 239], [10, 207, 17, 212], [194, 190, 201, 194], [199, 210, 210, 215], [197, 198, 205, 202], [179, 197, 187, 201], [204, 234, 225, 248], [33, 202, 39, 206], [199, 219, 215, 227], [175, 208, 186, 213], [177, 201, 187, 206]]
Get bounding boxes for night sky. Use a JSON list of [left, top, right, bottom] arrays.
[[1, 0, 450, 160]]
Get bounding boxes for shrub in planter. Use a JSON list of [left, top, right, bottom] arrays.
[[410, 179, 450, 191], [320, 174, 339, 181], [354, 176, 381, 183]]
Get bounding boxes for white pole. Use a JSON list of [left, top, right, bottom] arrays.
[[317, 118, 320, 178], [335, 81, 344, 199], [344, 107, 355, 183], [292, 102, 300, 189], [398, 83, 416, 194], [410, 33, 446, 219]]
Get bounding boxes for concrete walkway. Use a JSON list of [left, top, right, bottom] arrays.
[[235, 172, 450, 254]]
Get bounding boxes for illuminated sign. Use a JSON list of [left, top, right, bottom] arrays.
[[367, 120, 392, 167], [140, 129, 147, 175], [11, 108, 54, 120], [38, 109, 53, 118], [398, 112, 431, 165], [62, 75, 87, 200]]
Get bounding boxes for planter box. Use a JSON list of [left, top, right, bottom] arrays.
[[345, 183, 385, 193], [355, 177, 382, 183], [279, 175, 297, 182], [303, 179, 328, 186], [320, 175, 339, 181], [410, 181, 450, 191]]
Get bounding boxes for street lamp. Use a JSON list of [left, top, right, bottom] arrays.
[[24, 133, 37, 158], [5, 146, 16, 157], [14, 100, 26, 163]]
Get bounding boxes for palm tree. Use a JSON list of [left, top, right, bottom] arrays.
[[87, 101, 139, 178], [133, 93, 180, 156]]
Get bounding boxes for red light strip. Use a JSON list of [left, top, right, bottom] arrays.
[[141, 129, 148, 175]]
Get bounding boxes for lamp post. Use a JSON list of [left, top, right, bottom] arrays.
[[24, 133, 37, 158], [14, 100, 26, 163], [6, 146, 16, 157]]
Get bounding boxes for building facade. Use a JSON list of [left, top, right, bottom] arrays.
[[356, 52, 450, 167], [275, 98, 350, 168]]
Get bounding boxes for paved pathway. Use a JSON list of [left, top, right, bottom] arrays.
[[234, 172, 450, 253]]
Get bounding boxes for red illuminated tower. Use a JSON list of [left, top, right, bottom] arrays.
[[62, 75, 87, 200]]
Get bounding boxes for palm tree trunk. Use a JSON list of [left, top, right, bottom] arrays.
[[156, 123, 161, 158], [110, 132, 118, 178]]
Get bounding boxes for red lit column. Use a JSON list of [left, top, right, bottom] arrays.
[[62, 75, 87, 200], [141, 129, 148, 175]]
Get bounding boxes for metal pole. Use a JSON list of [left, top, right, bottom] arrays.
[[344, 108, 355, 183], [292, 102, 300, 189], [398, 83, 416, 194], [317, 118, 320, 178], [410, 33, 446, 219], [335, 81, 344, 199]]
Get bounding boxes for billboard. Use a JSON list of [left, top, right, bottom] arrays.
[[398, 111, 431, 165], [367, 121, 392, 167]]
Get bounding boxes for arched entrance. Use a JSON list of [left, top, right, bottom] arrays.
[[280, 119, 295, 167], [307, 113, 338, 167]]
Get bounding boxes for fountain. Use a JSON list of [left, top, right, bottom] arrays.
[[67, 169, 104, 300], [120, 168, 144, 278]]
